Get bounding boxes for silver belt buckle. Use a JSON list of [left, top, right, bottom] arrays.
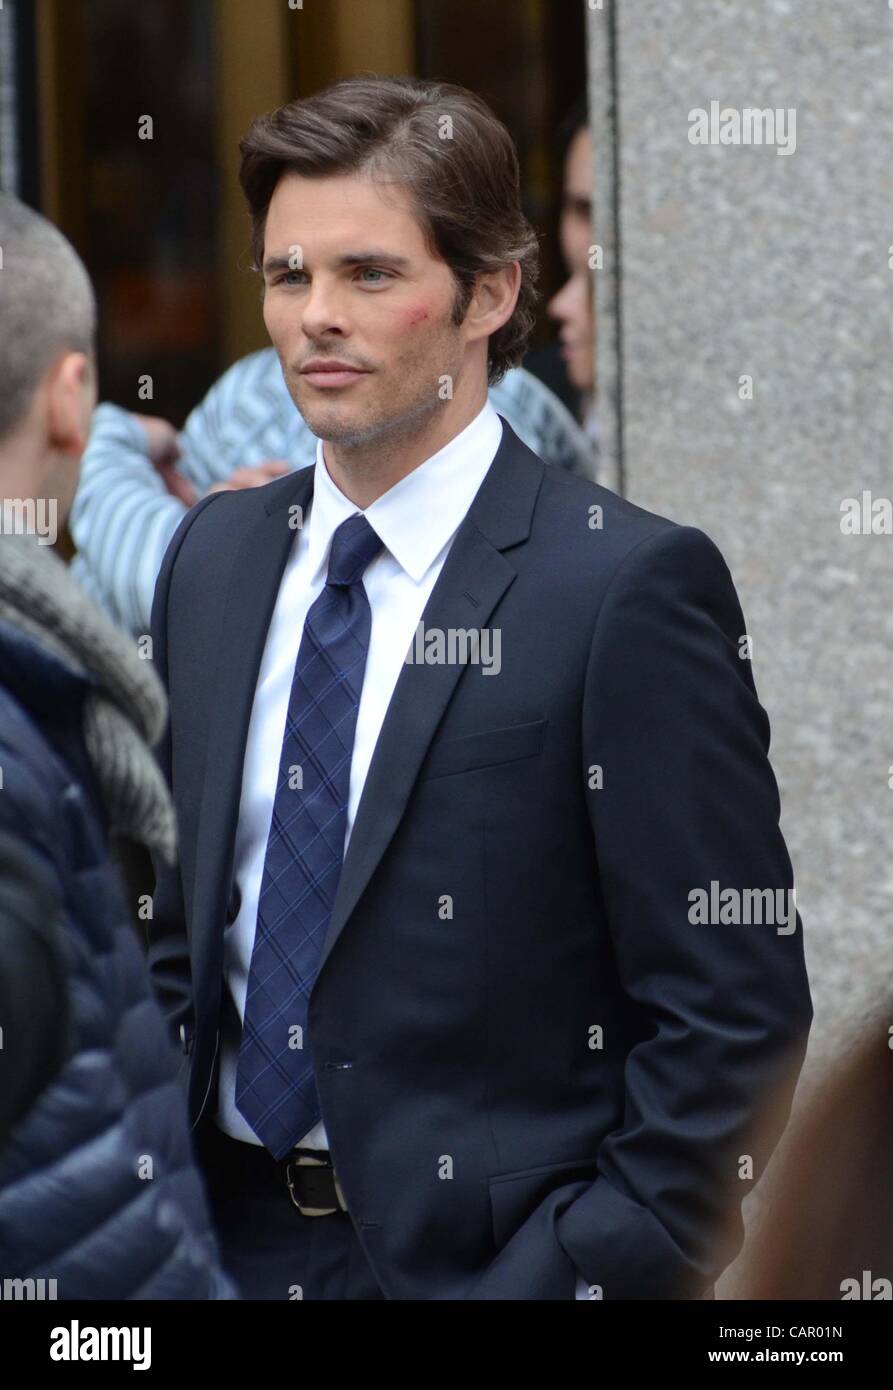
[[285, 1151, 348, 1216]]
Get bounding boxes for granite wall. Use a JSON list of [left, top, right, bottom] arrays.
[[586, 0, 892, 1296]]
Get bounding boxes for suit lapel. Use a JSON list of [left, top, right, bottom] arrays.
[[316, 418, 544, 978], [193, 468, 314, 959]]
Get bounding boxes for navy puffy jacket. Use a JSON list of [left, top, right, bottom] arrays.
[[0, 618, 237, 1299]]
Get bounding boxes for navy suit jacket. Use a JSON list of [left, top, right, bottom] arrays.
[[147, 417, 813, 1299]]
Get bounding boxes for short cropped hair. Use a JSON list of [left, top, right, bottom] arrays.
[[0, 195, 96, 442], [238, 76, 541, 385]]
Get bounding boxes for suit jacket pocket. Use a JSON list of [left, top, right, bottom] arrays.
[[488, 1155, 599, 1251], [422, 718, 548, 781]]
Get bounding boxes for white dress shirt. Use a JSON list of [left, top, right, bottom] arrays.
[[213, 397, 592, 1299]]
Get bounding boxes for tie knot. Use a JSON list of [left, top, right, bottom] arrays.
[[326, 513, 383, 587]]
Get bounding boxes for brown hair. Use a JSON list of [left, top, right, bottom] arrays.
[[733, 1016, 893, 1299], [238, 75, 540, 385]]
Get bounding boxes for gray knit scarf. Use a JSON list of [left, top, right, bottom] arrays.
[[0, 531, 177, 865]]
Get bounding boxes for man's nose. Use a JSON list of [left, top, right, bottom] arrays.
[[301, 277, 349, 336]]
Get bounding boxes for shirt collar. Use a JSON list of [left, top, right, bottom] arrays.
[[306, 399, 503, 584]]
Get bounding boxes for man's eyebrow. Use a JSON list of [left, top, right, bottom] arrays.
[[262, 251, 412, 275], [336, 251, 411, 269], [262, 255, 298, 275]]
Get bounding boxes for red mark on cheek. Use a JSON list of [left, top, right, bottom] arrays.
[[406, 305, 430, 327]]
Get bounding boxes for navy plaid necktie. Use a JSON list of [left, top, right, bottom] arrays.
[[235, 513, 384, 1158]]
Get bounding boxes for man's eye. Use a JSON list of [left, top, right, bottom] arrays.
[[358, 268, 392, 283], [272, 270, 305, 286]]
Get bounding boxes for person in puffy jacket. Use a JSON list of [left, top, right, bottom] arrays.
[[0, 192, 236, 1299], [0, 833, 71, 1150]]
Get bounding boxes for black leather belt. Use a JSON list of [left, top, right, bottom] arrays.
[[202, 1123, 348, 1216], [283, 1147, 349, 1216]]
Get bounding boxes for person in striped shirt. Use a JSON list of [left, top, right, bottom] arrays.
[[69, 347, 596, 636]]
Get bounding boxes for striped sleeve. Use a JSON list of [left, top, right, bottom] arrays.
[[490, 366, 598, 481], [68, 403, 187, 637], [68, 349, 303, 637]]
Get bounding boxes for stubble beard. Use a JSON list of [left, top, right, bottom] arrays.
[[286, 339, 465, 463]]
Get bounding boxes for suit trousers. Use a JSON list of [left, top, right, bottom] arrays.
[[194, 1113, 386, 1300]]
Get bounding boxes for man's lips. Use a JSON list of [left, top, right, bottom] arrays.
[[299, 361, 371, 389]]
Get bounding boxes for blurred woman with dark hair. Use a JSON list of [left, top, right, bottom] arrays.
[[730, 1017, 892, 1300]]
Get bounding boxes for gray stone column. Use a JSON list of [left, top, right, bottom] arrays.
[[586, 0, 892, 1296]]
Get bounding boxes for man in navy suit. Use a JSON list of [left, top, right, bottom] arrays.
[[147, 76, 812, 1300]]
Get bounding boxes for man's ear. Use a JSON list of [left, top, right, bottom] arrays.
[[463, 262, 522, 343], [46, 351, 96, 456]]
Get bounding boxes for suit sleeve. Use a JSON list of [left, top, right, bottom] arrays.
[[144, 494, 221, 1043], [554, 523, 813, 1298]]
